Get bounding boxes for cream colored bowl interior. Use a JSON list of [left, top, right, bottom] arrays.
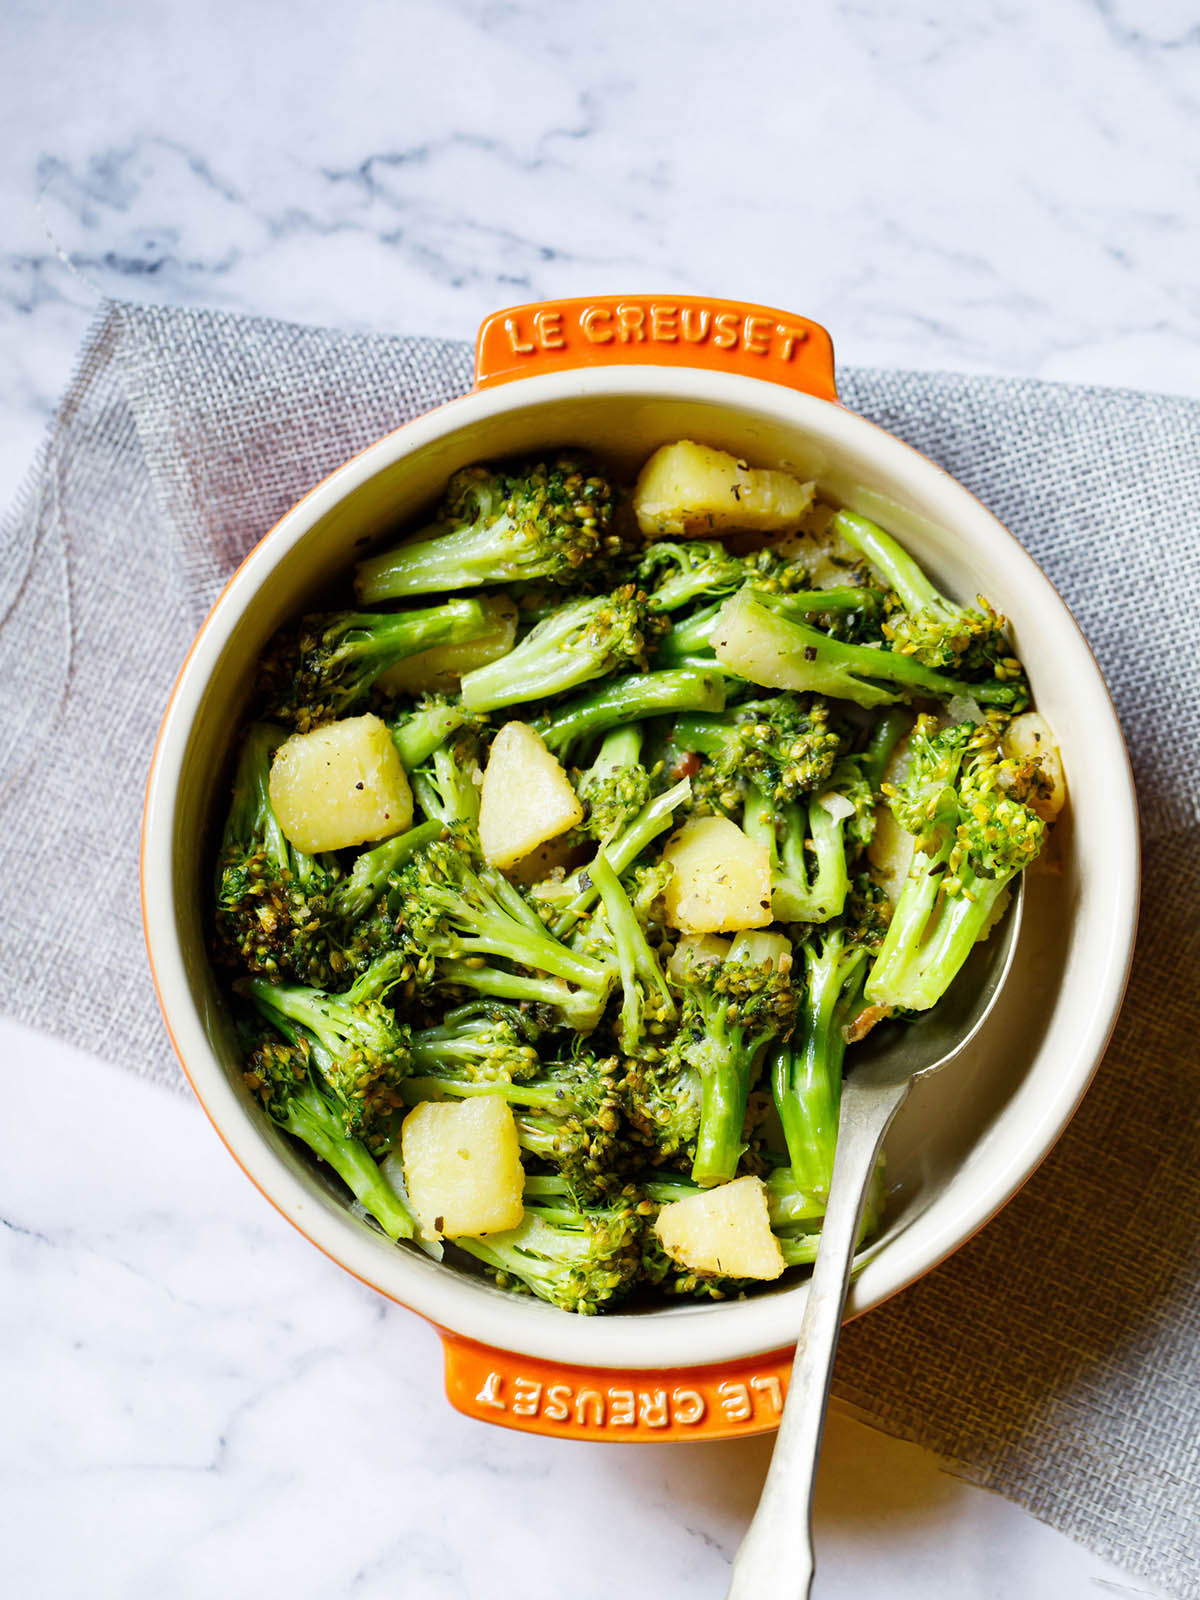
[[143, 367, 1138, 1372]]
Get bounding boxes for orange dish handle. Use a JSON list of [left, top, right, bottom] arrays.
[[475, 294, 837, 401], [441, 1332, 795, 1441]]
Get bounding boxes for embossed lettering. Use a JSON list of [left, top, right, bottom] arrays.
[[581, 306, 614, 343], [616, 304, 647, 343], [543, 1383, 571, 1422], [650, 304, 678, 341], [475, 1371, 506, 1410], [718, 1380, 752, 1423], [777, 325, 808, 360], [680, 308, 711, 342], [672, 1388, 707, 1425], [609, 1388, 636, 1426], [504, 316, 535, 355], [535, 310, 565, 350], [512, 1377, 542, 1417], [751, 1375, 783, 1414], [639, 1390, 669, 1429], [712, 311, 740, 349], [743, 315, 772, 355], [575, 1389, 605, 1427]]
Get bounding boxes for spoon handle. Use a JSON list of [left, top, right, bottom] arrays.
[[726, 1076, 911, 1600]]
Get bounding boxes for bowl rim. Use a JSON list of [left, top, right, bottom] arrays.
[[142, 363, 1140, 1371]]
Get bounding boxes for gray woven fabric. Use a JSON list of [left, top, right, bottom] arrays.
[[2, 300, 1197, 1595]]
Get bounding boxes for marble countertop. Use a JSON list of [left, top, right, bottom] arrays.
[[2, 2, 1192, 1595]]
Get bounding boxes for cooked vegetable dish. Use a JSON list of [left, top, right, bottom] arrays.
[[213, 440, 1064, 1312]]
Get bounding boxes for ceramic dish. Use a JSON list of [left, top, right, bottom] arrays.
[[141, 295, 1139, 1441]]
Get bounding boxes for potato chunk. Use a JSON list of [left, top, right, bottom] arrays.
[[654, 1175, 784, 1280], [375, 596, 517, 695], [401, 1096, 525, 1240], [268, 713, 413, 854], [478, 721, 584, 871], [634, 440, 815, 539], [1003, 712, 1066, 821], [661, 816, 773, 933]]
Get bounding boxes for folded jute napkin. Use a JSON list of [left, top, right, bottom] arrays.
[[3, 300, 1197, 1597]]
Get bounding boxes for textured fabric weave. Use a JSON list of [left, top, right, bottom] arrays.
[[2, 301, 1197, 1596]]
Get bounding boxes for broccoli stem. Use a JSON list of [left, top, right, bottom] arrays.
[[588, 849, 675, 1048], [715, 590, 1022, 709], [830, 510, 944, 617], [548, 776, 692, 937], [771, 939, 868, 1197], [743, 788, 848, 924], [865, 857, 1010, 1010], [391, 702, 470, 770], [538, 669, 726, 758], [692, 1054, 754, 1187], [860, 707, 912, 791], [435, 959, 610, 1032], [282, 1086, 416, 1241], [331, 819, 443, 922]]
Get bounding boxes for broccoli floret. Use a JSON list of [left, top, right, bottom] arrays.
[[214, 723, 346, 987], [455, 1181, 645, 1314], [407, 728, 484, 834], [355, 456, 620, 601], [241, 950, 414, 1145], [743, 756, 874, 924], [670, 932, 797, 1187], [672, 695, 843, 814], [243, 1035, 417, 1241], [832, 510, 1018, 674], [573, 723, 653, 842], [408, 1001, 541, 1083], [620, 1044, 703, 1166], [637, 539, 746, 612], [865, 715, 1045, 1010], [392, 835, 614, 1032], [770, 887, 890, 1198], [712, 588, 1030, 712], [259, 601, 491, 730], [587, 849, 675, 1050], [460, 586, 664, 712], [537, 668, 726, 761], [329, 821, 443, 929]]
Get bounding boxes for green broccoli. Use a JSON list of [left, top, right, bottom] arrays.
[[259, 601, 491, 730], [670, 932, 797, 1187], [587, 849, 675, 1050], [672, 695, 843, 813], [355, 456, 620, 601], [573, 723, 653, 842], [537, 668, 727, 761], [214, 723, 345, 987], [865, 715, 1044, 1010], [637, 539, 747, 613], [243, 1034, 417, 1241], [770, 885, 890, 1199], [455, 1181, 646, 1314], [832, 509, 1017, 674], [712, 587, 1030, 711], [742, 756, 874, 923], [392, 835, 614, 1031], [240, 950, 414, 1145], [460, 585, 663, 712], [408, 1001, 541, 1083]]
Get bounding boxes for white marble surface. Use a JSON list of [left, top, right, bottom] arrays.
[[2, 2, 1194, 1595]]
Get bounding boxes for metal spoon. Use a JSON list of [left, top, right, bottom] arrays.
[[727, 885, 1024, 1600]]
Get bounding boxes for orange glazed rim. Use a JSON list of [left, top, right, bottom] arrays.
[[141, 295, 1139, 1441]]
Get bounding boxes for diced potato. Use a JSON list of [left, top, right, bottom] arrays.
[[710, 587, 816, 692], [478, 721, 584, 871], [661, 816, 773, 933], [654, 1175, 784, 1280], [731, 930, 793, 975], [666, 932, 731, 982], [634, 441, 815, 539], [504, 832, 585, 888], [401, 1096, 525, 1240], [1003, 712, 1066, 821], [268, 713, 413, 854], [375, 596, 517, 695], [868, 806, 916, 903]]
